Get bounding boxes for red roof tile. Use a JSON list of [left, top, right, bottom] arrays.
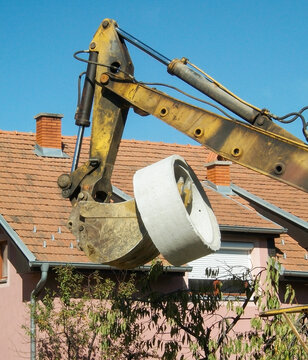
[[0, 130, 306, 271], [205, 188, 281, 229]]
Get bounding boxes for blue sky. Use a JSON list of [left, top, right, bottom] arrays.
[[1, 1, 307, 144]]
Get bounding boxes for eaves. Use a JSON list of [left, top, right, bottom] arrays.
[[219, 224, 286, 235], [0, 214, 36, 262], [281, 269, 308, 279], [0, 214, 191, 273], [29, 261, 192, 273]]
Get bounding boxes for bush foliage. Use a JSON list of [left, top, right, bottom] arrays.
[[29, 258, 308, 359]]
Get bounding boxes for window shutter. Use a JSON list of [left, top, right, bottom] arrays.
[[188, 242, 253, 280]]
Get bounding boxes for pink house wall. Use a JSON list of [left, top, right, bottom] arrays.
[[0, 240, 39, 360], [1, 232, 306, 359]]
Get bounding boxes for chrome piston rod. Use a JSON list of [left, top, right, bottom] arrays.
[[116, 26, 259, 124], [71, 125, 84, 172]]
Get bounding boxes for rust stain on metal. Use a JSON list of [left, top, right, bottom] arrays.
[[69, 199, 159, 269]]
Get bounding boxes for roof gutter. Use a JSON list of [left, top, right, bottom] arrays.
[[29, 261, 192, 273], [281, 269, 308, 278], [219, 225, 286, 234]]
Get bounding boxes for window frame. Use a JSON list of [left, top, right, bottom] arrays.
[[0, 240, 8, 283], [188, 241, 254, 297]]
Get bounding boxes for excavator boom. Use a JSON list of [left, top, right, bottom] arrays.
[[58, 18, 308, 269]]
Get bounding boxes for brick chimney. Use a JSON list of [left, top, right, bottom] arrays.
[[34, 113, 68, 158], [205, 155, 232, 187], [35, 113, 63, 149]]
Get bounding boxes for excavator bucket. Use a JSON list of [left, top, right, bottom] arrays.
[[68, 155, 220, 269]]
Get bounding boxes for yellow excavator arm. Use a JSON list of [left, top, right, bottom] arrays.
[[58, 18, 308, 269]]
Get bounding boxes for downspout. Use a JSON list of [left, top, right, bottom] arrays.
[[30, 263, 49, 360]]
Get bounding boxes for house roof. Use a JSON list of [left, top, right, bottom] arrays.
[[0, 129, 306, 272], [228, 165, 308, 272], [230, 164, 308, 222]]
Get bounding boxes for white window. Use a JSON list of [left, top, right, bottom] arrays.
[[188, 242, 253, 295]]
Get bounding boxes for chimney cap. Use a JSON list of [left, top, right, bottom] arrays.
[[34, 113, 64, 120], [205, 160, 232, 167]]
